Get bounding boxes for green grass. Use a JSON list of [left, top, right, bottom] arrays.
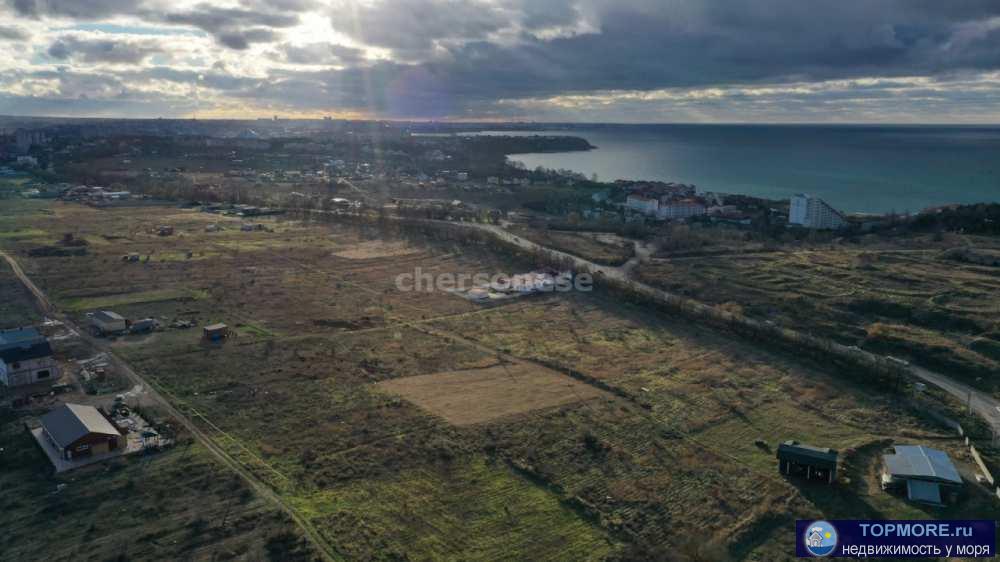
[[235, 322, 276, 338], [289, 456, 617, 561], [0, 228, 49, 239]]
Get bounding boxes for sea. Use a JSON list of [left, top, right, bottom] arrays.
[[488, 125, 1000, 214]]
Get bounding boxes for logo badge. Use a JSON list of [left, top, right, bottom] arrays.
[[803, 520, 838, 557]]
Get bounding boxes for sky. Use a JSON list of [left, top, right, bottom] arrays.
[[1, 0, 999, 122]]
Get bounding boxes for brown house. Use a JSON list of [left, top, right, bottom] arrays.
[[39, 403, 123, 460]]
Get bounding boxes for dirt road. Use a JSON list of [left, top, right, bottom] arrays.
[[0, 249, 343, 562], [301, 209, 1000, 432], [458, 224, 1000, 433]]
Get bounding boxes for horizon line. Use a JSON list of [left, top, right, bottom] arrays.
[[1, 114, 998, 128]]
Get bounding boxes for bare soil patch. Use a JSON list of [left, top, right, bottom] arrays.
[[377, 363, 608, 426], [331, 240, 419, 259]]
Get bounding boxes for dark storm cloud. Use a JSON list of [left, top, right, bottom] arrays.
[[271, 42, 364, 65], [0, 25, 29, 40], [47, 35, 165, 64], [410, 0, 1000, 98], [158, 4, 298, 49], [213, 27, 275, 50], [4, 0, 1000, 120], [241, 0, 318, 11], [7, 0, 137, 19], [274, 0, 1000, 117], [159, 4, 299, 33], [329, 0, 510, 59], [5, 0, 302, 50], [131, 66, 260, 92]]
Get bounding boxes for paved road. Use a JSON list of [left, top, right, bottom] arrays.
[[458, 223, 1000, 433], [0, 250, 342, 562], [911, 365, 1000, 431]]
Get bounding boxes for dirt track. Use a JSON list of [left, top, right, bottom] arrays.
[[456, 224, 1000, 434], [0, 249, 343, 562]]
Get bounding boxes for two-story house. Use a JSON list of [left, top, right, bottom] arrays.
[[0, 327, 60, 387]]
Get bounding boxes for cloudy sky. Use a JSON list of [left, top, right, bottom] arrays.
[[1, 0, 999, 122]]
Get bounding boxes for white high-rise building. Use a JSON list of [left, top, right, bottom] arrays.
[[789, 194, 846, 229]]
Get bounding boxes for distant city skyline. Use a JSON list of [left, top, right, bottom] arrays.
[[1, 1, 999, 123]]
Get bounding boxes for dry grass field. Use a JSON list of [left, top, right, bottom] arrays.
[[428, 293, 1000, 559], [636, 237, 1000, 391], [509, 225, 636, 266], [1, 201, 616, 561], [2, 201, 997, 561], [0, 213, 318, 562]]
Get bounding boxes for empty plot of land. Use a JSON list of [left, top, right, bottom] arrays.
[[331, 240, 419, 259], [378, 363, 608, 425]]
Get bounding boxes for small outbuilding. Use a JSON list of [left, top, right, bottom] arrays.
[[203, 323, 229, 341], [39, 403, 122, 460], [881, 445, 962, 505], [91, 310, 127, 336], [777, 440, 838, 483]]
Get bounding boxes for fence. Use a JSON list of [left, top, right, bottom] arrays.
[[918, 406, 965, 438], [970, 444, 995, 487]]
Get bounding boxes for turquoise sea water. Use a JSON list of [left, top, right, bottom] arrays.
[[500, 125, 1000, 214]]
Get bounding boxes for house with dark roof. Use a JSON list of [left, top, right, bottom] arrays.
[[881, 445, 963, 505], [39, 403, 123, 460], [0, 327, 60, 387], [777, 440, 838, 483]]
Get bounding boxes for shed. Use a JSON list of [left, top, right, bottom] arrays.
[[40, 403, 122, 460], [881, 445, 962, 505], [203, 323, 229, 341], [91, 310, 126, 335], [777, 440, 838, 483]]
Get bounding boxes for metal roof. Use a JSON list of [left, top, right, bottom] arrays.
[[40, 403, 120, 448], [0, 328, 52, 363], [94, 310, 124, 322], [883, 445, 961, 484], [0, 339, 53, 363], [777, 440, 838, 466], [906, 480, 943, 505], [0, 327, 43, 346]]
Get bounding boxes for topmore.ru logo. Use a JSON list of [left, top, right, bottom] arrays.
[[803, 520, 838, 557]]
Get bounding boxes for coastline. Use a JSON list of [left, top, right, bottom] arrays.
[[493, 125, 1000, 214]]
